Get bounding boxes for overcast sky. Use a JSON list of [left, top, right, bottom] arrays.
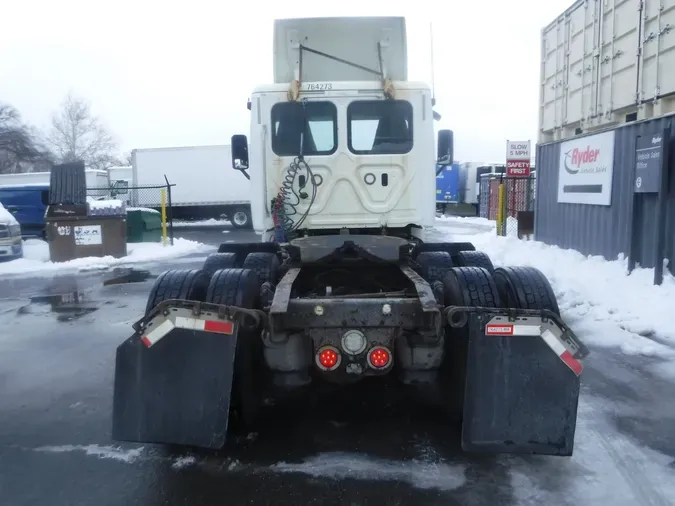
[[1, 0, 572, 163]]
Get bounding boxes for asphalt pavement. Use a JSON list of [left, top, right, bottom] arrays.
[[1, 225, 674, 506]]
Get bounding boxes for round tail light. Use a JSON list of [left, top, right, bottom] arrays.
[[316, 346, 341, 371], [367, 346, 392, 369]]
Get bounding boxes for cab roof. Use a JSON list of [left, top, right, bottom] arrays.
[[252, 80, 431, 95]]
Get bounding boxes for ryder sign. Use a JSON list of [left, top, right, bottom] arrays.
[[557, 130, 615, 205]]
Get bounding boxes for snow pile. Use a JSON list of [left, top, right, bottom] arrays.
[[173, 218, 231, 227], [87, 198, 126, 217], [433, 217, 675, 354], [127, 207, 160, 214], [171, 456, 197, 469], [34, 444, 145, 463], [0, 202, 19, 226], [87, 198, 124, 209], [270, 452, 466, 491], [0, 238, 212, 276]]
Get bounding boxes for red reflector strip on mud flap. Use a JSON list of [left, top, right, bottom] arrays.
[[142, 319, 175, 348], [142, 316, 235, 348], [541, 329, 583, 376], [485, 320, 583, 376]]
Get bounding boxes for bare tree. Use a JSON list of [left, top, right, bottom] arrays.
[[0, 103, 51, 174], [47, 92, 120, 171]]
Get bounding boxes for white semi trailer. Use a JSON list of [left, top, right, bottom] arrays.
[[131, 145, 253, 228]]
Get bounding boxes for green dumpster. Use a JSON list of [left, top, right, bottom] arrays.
[[127, 208, 163, 243]]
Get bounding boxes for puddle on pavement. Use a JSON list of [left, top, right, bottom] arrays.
[[17, 268, 151, 321], [26, 292, 98, 321]]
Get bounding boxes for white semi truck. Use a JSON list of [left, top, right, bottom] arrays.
[[130, 145, 253, 228], [113, 16, 588, 456]]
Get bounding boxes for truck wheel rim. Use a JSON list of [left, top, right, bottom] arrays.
[[233, 212, 248, 226]]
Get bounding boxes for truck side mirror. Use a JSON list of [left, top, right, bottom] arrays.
[[231, 134, 250, 180], [437, 129, 454, 166]]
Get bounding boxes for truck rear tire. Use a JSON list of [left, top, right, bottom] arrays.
[[203, 252, 238, 274], [416, 251, 454, 284], [493, 266, 560, 316], [231, 207, 251, 229], [441, 267, 502, 420], [144, 269, 211, 316], [242, 252, 280, 285], [206, 268, 263, 428], [443, 266, 502, 309], [452, 251, 495, 274]]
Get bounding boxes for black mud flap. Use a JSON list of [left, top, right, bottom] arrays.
[[461, 314, 581, 456], [112, 326, 237, 449]]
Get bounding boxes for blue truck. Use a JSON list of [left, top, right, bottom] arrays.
[[435, 163, 460, 214], [0, 184, 50, 238]]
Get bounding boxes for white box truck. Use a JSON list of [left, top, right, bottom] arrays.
[[131, 145, 253, 228], [540, 0, 675, 142], [108, 165, 133, 187]]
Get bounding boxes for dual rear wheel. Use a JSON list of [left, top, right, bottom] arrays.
[[144, 251, 281, 431], [415, 249, 559, 315], [415, 247, 561, 420]]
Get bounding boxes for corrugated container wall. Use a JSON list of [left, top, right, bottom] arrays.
[[540, 0, 675, 142], [535, 114, 675, 271]]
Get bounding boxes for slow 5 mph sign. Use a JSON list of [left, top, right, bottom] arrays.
[[506, 140, 531, 177]]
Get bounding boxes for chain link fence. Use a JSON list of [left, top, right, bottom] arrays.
[[478, 174, 536, 238], [86, 183, 175, 244]]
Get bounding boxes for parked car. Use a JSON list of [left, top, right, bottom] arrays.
[[0, 202, 23, 261], [0, 184, 49, 238]]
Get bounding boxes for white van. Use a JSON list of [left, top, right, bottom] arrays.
[[0, 202, 23, 261]]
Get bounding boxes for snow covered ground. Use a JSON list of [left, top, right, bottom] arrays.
[[4, 216, 675, 505], [432, 216, 675, 362], [173, 218, 231, 227], [0, 238, 212, 276]]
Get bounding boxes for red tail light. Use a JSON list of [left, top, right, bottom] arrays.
[[316, 346, 341, 371], [368, 346, 392, 369]]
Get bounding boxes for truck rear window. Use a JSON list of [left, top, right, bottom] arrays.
[[271, 101, 337, 157], [348, 100, 413, 155]]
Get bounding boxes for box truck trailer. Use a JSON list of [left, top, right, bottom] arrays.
[[131, 145, 253, 228]]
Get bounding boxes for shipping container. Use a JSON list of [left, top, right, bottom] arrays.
[[540, 0, 675, 142], [534, 112, 675, 272], [132, 145, 253, 228]]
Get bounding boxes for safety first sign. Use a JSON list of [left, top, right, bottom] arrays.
[[506, 140, 531, 177]]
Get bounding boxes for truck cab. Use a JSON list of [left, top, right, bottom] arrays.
[[229, 17, 452, 242]]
